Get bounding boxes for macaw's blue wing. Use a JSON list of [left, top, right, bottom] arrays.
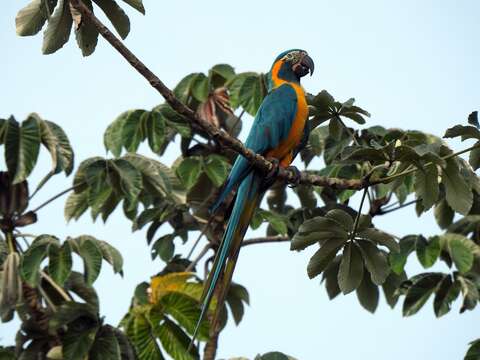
[[210, 83, 298, 213]]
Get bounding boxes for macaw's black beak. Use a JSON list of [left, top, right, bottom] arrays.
[[294, 53, 315, 78]]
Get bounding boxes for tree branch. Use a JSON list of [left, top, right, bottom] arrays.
[[69, 0, 366, 191]]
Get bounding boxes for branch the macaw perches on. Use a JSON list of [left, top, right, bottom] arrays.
[[68, 0, 367, 190]]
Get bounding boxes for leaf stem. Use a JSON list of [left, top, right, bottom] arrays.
[[31, 185, 79, 213], [378, 199, 419, 215], [350, 187, 369, 241], [40, 270, 71, 302], [185, 243, 212, 272]]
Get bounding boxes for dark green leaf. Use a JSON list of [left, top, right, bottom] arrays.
[[357, 240, 389, 285], [75, 237, 103, 285], [5, 116, 41, 184], [442, 158, 472, 215], [93, 0, 130, 39], [434, 198, 454, 229], [414, 166, 439, 210], [465, 339, 480, 360], [338, 242, 364, 294], [469, 142, 480, 170], [444, 125, 480, 141], [204, 155, 230, 187], [15, 0, 57, 36], [416, 236, 441, 269], [89, 325, 122, 360], [42, 0, 73, 54], [121, 0, 145, 14], [322, 256, 341, 299], [403, 273, 444, 316], [433, 275, 460, 317], [156, 317, 199, 360], [389, 235, 417, 275], [104, 111, 127, 157], [382, 271, 407, 308], [358, 228, 399, 253], [48, 241, 73, 285], [440, 234, 475, 273], [307, 237, 347, 279], [176, 157, 203, 190], [356, 273, 379, 313], [74, 0, 99, 56]]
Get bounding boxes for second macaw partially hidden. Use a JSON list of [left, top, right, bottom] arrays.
[[192, 49, 315, 340]]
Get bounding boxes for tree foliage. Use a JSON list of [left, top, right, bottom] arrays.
[[1, 1, 479, 359]]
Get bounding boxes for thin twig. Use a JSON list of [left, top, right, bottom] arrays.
[[40, 270, 71, 302], [31, 185, 77, 213], [350, 187, 369, 241], [377, 199, 418, 215], [242, 235, 290, 247], [186, 243, 212, 272]]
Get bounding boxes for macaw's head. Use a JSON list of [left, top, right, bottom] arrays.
[[268, 49, 314, 89]]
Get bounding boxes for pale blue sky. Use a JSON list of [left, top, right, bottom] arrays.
[[1, 1, 480, 359]]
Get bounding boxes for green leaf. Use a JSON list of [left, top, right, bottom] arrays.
[[204, 154, 230, 187], [356, 273, 379, 313], [444, 125, 480, 141], [93, 0, 130, 39], [403, 273, 444, 316], [156, 317, 199, 360], [231, 73, 266, 115], [442, 158, 473, 215], [5, 116, 41, 184], [465, 339, 480, 360], [389, 235, 416, 275], [357, 240, 389, 285], [122, 110, 147, 152], [152, 235, 175, 262], [209, 64, 235, 86], [161, 293, 208, 340], [258, 209, 288, 235], [89, 325, 122, 360], [104, 111, 127, 157], [329, 118, 343, 141], [382, 271, 407, 308], [21, 235, 59, 286], [256, 352, 292, 360], [469, 142, 480, 170], [50, 302, 98, 329], [191, 73, 209, 102], [121, 0, 145, 14], [440, 233, 475, 273], [324, 209, 354, 232], [40, 118, 74, 174], [110, 158, 143, 208], [416, 236, 441, 269], [63, 326, 98, 360], [65, 191, 89, 221], [42, 0, 73, 54], [338, 242, 364, 294], [292, 217, 348, 251], [75, 237, 103, 285], [358, 228, 399, 253], [97, 241, 123, 275], [64, 271, 99, 310], [458, 275, 479, 313], [322, 256, 341, 299], [433, 275, 460, 317], [176, 157, 203, 190], [16, 0, 57, 36], [74, 0, 99, 56], [48, 241, 73, 285], [307, 237, 347, 279], [414, 165, 439, 210], [146, 110, 165, 154], [434, 198, 454, 229]]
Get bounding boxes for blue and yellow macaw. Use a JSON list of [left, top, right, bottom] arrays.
[[192, 49, 314, 340]]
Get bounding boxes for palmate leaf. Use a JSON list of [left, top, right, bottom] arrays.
[[176, 156, 203, 190], [465, 339, 480, 360], [48, 241, 73, 285], [203, 154, 230, 187], [64, 271, 99, 310], [307, 237, 347, 279], [382, 271, 407, 308], [228, 72, 267, 115], [20, 234, 60, 286], [322, 256, 341, 300], [438, 233, 478, 273], [433, 275, 460, 317], [414, 165, 439, 210], [63, 325, 99, 360], [415, 236, 441, 269]]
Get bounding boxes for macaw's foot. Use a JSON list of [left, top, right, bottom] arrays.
[[265, 157, 280, 182], [286, 166, 302, 188]]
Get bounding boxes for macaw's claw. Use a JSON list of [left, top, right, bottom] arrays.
[[286, 166, 302, 188], [265, 157, 280, 182]]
